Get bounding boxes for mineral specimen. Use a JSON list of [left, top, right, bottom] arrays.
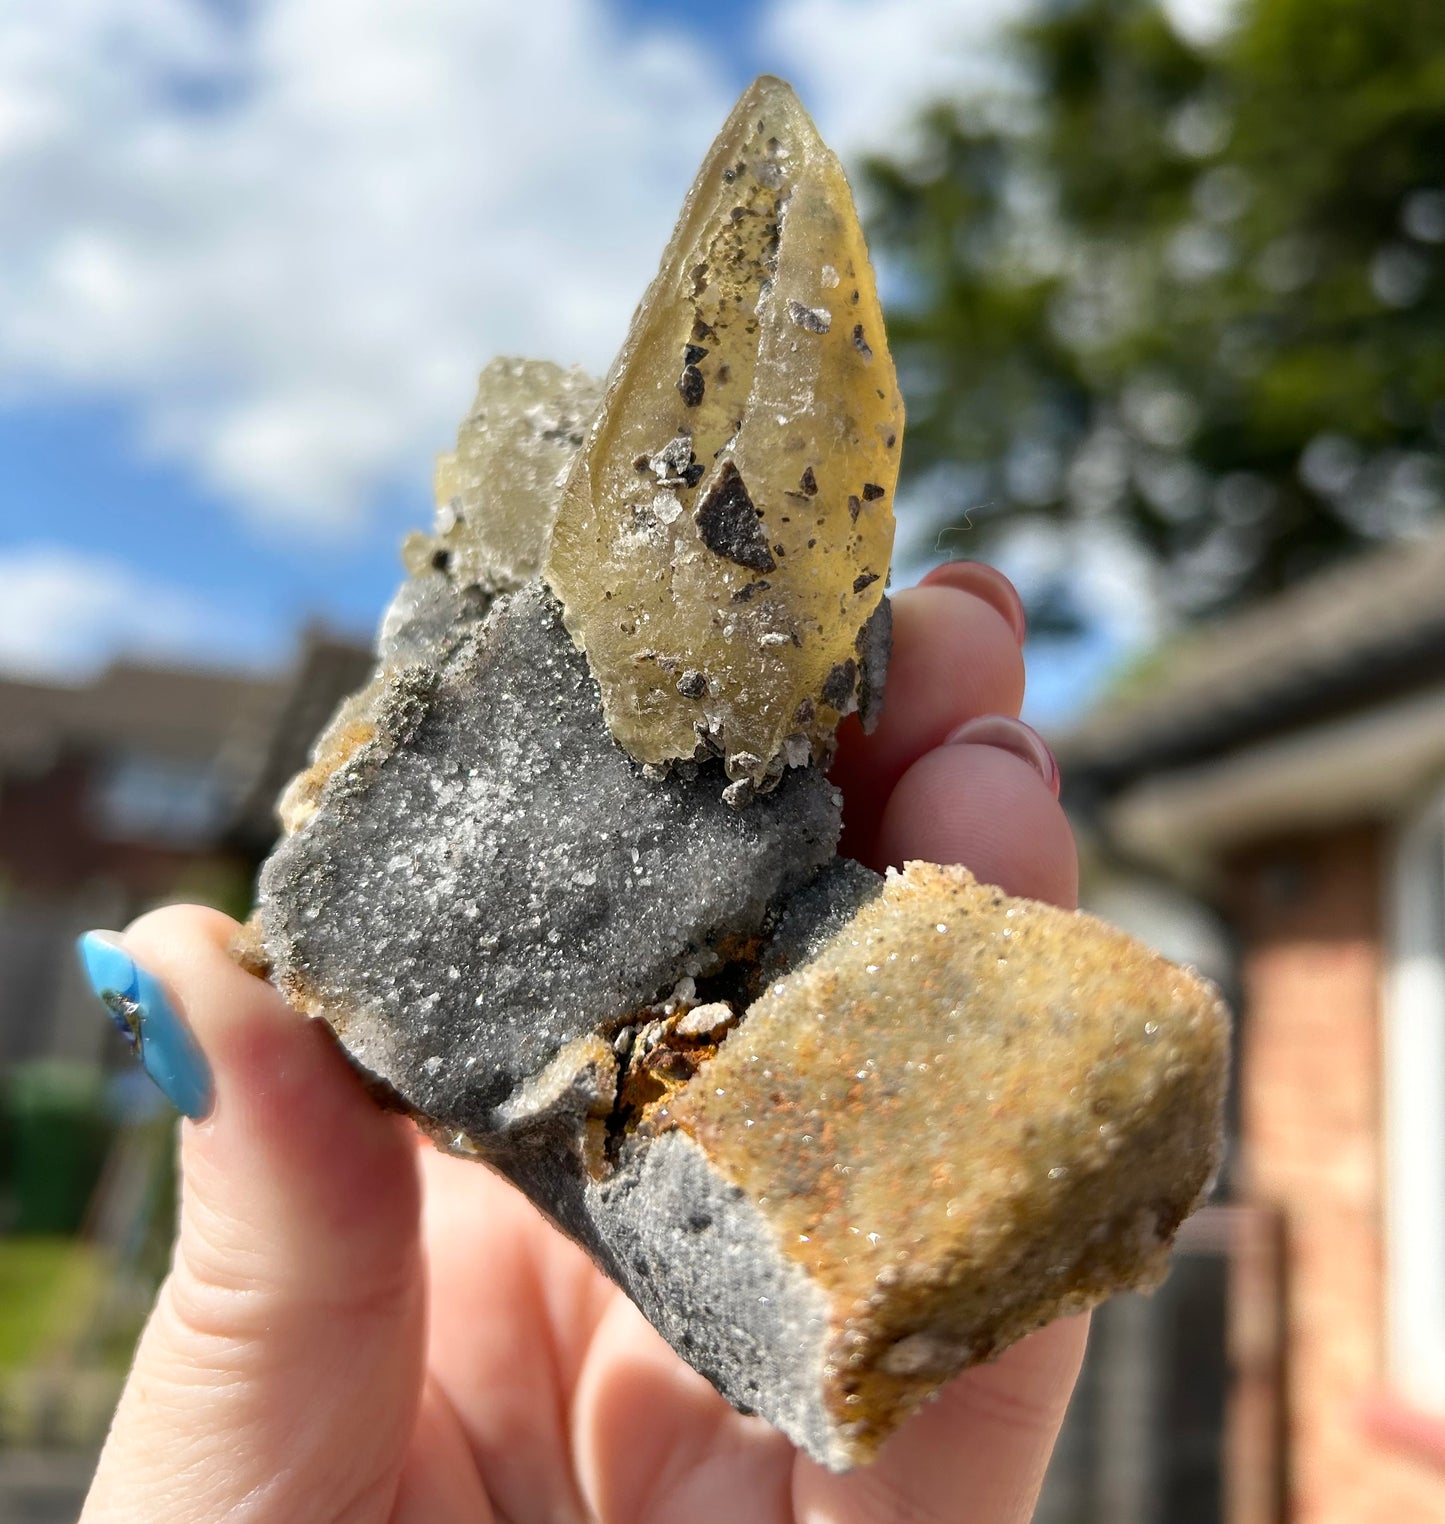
[[247, 74, 1229, 1472]]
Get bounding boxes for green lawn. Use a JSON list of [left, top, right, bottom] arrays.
[[0, 1238, 105, 1370]]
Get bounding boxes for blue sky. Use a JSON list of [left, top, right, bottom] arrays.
[[0, 0, 1183, 723]]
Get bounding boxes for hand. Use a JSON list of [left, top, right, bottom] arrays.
[[81, 565, 1083, 1524]]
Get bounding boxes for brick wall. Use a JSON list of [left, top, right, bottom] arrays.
[[1229, 826, 1445, 1523], [0, 754, 256, 1065], [0, 755, 250, 903]]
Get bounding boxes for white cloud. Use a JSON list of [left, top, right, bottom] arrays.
[[0, 0, 730, 532], [762, 0, 1036, 164], [0, 0, 1038, 540], [0, 545, 276, 681], [1158, 0, 1240, 47]]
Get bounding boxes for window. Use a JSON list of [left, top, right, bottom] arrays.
[[1385, 786, 1445, 1411], [92, 754, 229, 847]]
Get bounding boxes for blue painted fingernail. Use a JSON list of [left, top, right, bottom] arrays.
[[77, 932, 214, 1120]]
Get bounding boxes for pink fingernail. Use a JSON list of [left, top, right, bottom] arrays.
[[945, 714, 1060, 797], [919, 561, 1027, 646]]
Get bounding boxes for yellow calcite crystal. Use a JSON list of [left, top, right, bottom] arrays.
[[416, 358, 602, 593], [546, 77, 902, 785]]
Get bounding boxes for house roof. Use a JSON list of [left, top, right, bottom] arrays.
[[0, 662, 287, 775], [228, 633, 375, 849], [1059, 529, 1445, 798], [0, 636, 372, 857]]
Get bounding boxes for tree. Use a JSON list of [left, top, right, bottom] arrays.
[[864, 0, 1445, 620]]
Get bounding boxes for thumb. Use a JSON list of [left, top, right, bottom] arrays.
[[79, 906, 425, 1524]]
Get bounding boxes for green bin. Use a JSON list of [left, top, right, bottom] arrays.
[[3, 1063, 113, 1235]]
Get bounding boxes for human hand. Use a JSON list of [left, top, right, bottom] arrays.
[[79, 564, 1084, 1524]]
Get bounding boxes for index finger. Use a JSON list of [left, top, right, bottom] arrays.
[[831, 579, 1027, 861]]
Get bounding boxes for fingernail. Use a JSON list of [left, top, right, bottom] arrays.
[[77, 932, 213, 1120], [945, 714, 1060, 797], [919, 561, 1028, 645]]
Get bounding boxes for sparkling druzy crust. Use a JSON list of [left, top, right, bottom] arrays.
[[667, 864, 1229, 1456], [261, 583, 842, 1134], [250, 74, 1229, 1473], [546, 76, 903, 787]]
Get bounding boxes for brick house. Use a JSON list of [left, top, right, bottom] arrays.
[[11, 536, 1445, 1520], [0, 638, 373, 1518], [1059, 529, 1445, 1524], [0, 636, 369, 1073]]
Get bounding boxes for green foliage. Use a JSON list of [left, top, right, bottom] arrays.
[[0, 1238, 104, 1370], [865, 0, 1445, 613]]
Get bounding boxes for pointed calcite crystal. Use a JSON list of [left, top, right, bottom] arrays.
[[546, 77, 902, 787], [247, 75, 1228, 1473]]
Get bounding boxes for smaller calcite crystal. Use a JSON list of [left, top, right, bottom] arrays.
[[416, 358, 602, 595]]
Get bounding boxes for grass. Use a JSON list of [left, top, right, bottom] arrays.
[[0, 1238, 105, 1371]]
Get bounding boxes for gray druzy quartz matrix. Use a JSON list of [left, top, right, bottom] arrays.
[[246, 77, 1230, 1470]]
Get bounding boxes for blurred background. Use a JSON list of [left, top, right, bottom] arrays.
[[3, 0, 1445, 1518]]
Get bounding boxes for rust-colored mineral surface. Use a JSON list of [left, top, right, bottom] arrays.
[[667, 863, 1228, 1457]]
